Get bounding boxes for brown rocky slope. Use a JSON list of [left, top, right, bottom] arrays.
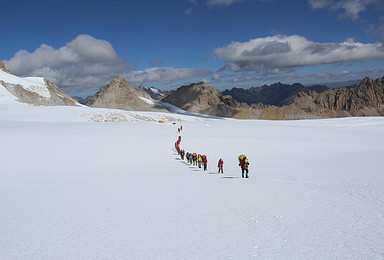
[[87, 76, 168, 112], [160, 82, 263, 119]]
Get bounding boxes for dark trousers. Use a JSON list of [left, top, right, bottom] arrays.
[[218, 166, 223, 173], [242, 168, 249, 178]]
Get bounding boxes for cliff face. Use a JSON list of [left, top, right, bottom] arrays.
[[87, 76, 167, 112], [287, 76, 384, 118]]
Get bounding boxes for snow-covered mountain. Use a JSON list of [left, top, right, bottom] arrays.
[[0, 62, 78, 106]]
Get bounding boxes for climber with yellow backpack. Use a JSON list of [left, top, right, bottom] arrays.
[[238, 154, 250, 178]]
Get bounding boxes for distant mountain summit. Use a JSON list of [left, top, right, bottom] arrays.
[[87, 76, 168, 112], [223, 82, 329, 107], [0, 62, 77, 106], [139, 86, 170, 99]]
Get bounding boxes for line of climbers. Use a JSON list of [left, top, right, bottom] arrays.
[[174, 133, 208, 171], [174, 125, 250, 178]]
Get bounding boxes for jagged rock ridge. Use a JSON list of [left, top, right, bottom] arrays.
[[223, 83, 329, 107], [289, 76, 384, 118], [160, 76, 384, 120]]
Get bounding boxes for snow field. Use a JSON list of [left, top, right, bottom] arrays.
[[1, 115, 384, 259]]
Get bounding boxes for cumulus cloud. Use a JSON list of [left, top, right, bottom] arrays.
[[214, 34, 384, 72], [4, 34, 128, 91], [4, 34, 212, 93], [308, 0, 382, 20], [207, 0, 242, 7], [123, 67, 212, 84]]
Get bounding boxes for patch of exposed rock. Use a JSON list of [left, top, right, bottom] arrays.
[[87, 76, 168, 112], [0, 61, 13, 74]]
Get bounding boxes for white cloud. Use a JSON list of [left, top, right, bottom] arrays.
[[207, 0, 242, 7], [308, 0, 381, 20], [4, 35, 128, 91], [4, 35, 212, 93], [123, 67, 212, 83], [214, 34, 384, 72]]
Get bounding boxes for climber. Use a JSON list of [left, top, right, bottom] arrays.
[[238, 154, 249, 178], [218, 158, 223, 173], [197, 154, 202, 168], [202, 155, 207, 171]]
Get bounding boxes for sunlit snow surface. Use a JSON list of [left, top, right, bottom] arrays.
[[1, 100, 384, 259]]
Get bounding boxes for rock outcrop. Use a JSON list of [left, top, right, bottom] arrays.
[[87, 76, 168, 112], [0, 61, 13, 74]]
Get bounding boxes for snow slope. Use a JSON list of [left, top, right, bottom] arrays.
[[0, 104, 384, 259], [0, 69, 51, 98]]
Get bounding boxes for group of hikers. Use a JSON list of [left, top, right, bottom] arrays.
[[186, 152, 208, 171], [173, 124, 250, 178], [175, 134, 208, 171]]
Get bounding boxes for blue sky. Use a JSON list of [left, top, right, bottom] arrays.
[[2, 0, 384, 96]]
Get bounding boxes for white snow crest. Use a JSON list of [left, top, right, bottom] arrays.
[[138, 96, 156, 105], [0, 70, 51, 98]]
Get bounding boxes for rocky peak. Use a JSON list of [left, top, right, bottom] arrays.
[[288, 75, 384, 117], [87, 76, 164, 112], [160, 82, 261, 118], [355, 76, 384, 108]]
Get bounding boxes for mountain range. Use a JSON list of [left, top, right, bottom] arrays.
[[160, 77, 384, 119], [222, 83, 329, 107], [2, 61, 383, 120]]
